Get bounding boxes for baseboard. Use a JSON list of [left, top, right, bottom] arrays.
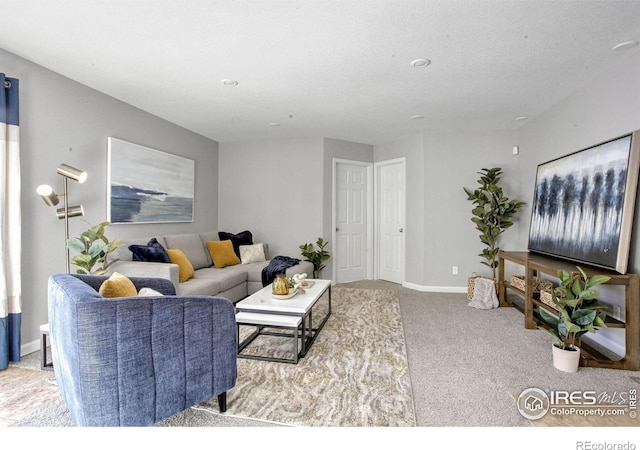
[[402, 282, 467, 294], [21, 338, 41, 358]]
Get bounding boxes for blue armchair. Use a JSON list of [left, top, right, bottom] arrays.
[[47, 273, 237, 426]]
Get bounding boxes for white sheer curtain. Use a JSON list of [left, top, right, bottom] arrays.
[[0, 73, 21, 370]]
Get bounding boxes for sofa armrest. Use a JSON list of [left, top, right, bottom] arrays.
[[47, 273, 238, 426], [109, 261, 180, 291]]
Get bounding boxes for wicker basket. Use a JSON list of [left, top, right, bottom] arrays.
[[467, 273, 497, 301], [540, 289, 561, 311], [510, 275, 553, 294]]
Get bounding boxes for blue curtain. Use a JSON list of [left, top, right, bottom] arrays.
[[0, 73, 21, 370]]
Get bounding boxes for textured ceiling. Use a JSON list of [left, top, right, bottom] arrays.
[[1, 0, 640, 144]]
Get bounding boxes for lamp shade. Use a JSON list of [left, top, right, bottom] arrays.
[[57, 164, 87, 183], [56, 204, 85, 219], [36, 184, 60, 206]]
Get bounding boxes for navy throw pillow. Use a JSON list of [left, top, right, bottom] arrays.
[[218, 230, 253, 258], [129, 238, 171, 263]]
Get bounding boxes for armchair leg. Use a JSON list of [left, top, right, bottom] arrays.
[[217, 392, 227, 412]]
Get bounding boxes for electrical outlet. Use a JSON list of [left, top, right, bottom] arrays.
[[612, 306, 622, 321], [452, 266, 458, 275]]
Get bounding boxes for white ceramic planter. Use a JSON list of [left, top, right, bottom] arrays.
[[552, 343, 580, 373]]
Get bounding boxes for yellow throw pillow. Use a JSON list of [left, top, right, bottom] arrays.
[[99, 272, 138, 298], [166, 248, 195, 282], [206, 240, 241, 268]]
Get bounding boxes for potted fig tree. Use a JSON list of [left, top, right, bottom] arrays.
[[539, 266, 610, 373], [463, 167, 525, 280]]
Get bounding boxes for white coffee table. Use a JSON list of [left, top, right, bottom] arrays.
[[235, 279, 332, 363]]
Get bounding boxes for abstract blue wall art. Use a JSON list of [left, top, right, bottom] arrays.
[[108, 137, 195, 224], [528, 131, 640, 274]]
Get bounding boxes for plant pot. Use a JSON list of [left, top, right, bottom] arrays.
[[552, 343, 580, 373]]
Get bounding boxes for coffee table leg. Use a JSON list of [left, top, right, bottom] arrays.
[[300, 287, 331, 357], [294, 322, 300, 364], [300, 315, 307, 357]]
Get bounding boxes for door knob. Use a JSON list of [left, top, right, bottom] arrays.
[[399, 228, 403, 232], [336, 227, 340, 232]]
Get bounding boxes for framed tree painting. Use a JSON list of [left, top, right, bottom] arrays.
[[528, 130, 640, 274], [107, 137, 195, 224]]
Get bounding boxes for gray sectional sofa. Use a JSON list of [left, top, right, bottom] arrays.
[[108, 231, 313, 303]]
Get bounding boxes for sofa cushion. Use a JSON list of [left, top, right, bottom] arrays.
[[166, 248, 195, 282], [99, 272, 137, 298], [244, 261, 272, 283], [175, 277, 222, 296], [206, 240, 241, 268], [164, 233, 210, 270], [218, 230, 253, 258], [239, 243, 266, 264], [199, 231, 219, 266], [128, 238, 171, 263], [193, 266, 248, 292]]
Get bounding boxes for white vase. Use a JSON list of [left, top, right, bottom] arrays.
[[552, 343, 580, 373]]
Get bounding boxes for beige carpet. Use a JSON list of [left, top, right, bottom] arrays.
[[0, 366, 60, 426]]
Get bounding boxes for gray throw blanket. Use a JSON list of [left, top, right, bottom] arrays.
[[468, 277, 499, 309], [261, 256, 301, 286]]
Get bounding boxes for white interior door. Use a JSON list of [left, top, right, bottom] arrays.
[[333, 160, 372, 283], [376, 159, 405, 284]]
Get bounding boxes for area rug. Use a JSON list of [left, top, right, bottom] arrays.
[[166, 286, 416, 427], [12, 287, 416, 427]]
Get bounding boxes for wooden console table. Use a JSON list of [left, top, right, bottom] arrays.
[[498, 250, 640, 371]]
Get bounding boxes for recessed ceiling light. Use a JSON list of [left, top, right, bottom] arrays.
[[410, 59, 431, 68], [221, 79, 238, 86], [269, 122, 280, 127], [515, 116, 528, 121], [410, 115, 424, 120], [613, 40, 639, 51]]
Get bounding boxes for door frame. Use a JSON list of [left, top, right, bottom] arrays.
[[374, 157, 406, 282], [332, 158, 374, 282]]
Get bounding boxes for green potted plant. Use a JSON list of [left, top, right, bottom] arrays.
[[66, 221, 121, 275], [539, 266, 610, 373], [463, 167, 525, 280], [299, 237, 330, 278]]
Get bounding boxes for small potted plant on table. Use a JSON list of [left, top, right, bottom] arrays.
[[299, 237, 330, 279]]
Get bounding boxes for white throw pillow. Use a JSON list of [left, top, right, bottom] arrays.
[[138, 287, 164, 297], [239, 243, 266, 264]]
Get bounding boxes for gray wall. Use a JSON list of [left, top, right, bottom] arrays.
[[423, 130, 520, 287], [1, 48, 219, 349], [374, 131, 520, 288], [218, 138, 325, 259], [516, 51, 640, 355], [218, 138, 374, 277]]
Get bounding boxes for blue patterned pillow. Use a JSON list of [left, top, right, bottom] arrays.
[[128, 238, 171, 263]]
